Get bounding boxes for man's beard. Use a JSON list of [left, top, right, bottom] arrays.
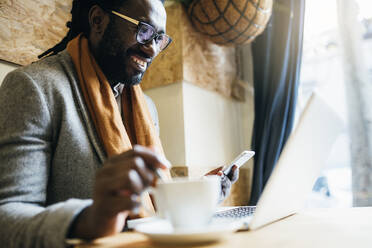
[[94, 21, 144, 86]]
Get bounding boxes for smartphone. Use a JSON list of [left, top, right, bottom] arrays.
[[222, 150, 255, 175]]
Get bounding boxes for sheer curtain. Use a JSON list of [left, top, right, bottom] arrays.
[[337, 0, 372, 206]]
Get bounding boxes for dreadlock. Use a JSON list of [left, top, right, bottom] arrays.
[[38, 0, 165, 59]]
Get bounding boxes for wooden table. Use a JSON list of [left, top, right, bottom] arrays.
[[76, 207, 372, 248]]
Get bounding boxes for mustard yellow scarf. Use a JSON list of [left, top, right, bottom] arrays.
[[67, 34, 167, 215], [67, 34, 164, 157]]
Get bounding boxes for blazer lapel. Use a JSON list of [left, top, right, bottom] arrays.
[[59, 51, 107, 164]]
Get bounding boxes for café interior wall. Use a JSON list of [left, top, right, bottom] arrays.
[[144, 81, 255, 178], [183, 82, 254, 178]]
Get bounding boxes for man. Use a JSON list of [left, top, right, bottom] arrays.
[[0, 0, 238, 247]]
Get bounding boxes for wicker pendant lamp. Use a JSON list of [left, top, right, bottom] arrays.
[[188, 0, 273, 46]]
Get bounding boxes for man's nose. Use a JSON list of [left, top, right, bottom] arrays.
[[140, 39, 158, 58]]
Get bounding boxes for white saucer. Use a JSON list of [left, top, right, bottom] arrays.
[[134, 219, 241, 245]]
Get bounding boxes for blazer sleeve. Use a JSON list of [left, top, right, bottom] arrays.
[[0, 70, 91, 248]]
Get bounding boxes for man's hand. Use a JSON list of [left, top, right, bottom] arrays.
[[205, 165, 239, 203], [70, 145, 170, 239]]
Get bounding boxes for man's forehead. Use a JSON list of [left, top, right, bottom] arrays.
[[119, 0, 166, 30]]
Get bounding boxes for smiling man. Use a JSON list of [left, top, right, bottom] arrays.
[[91, 1, 170, 85], [0, 0, 237, 247]]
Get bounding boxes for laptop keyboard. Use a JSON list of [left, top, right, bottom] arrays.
[[213, 206, 256, 219]]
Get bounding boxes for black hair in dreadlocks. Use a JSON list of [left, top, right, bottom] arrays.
[[38, 0, 165, 59]]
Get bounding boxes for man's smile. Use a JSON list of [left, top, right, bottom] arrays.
[[130, 54, 148, 72]]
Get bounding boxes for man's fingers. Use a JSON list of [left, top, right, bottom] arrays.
[[92, 192, 141, 217], [227, 165, 239, 183], [133, 145, 171, 169], [219, 174, 232, 202], [130, 156, 155, 187], [97, 164, 149, 196], [109, 194, 141, 213], [92, 146, 171, 221], [205, 166, 223, 176], [126, 169, 145, 195]]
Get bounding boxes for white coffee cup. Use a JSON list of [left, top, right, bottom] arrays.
[[145, 176, 220, 230]]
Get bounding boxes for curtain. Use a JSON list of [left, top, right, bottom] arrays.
[[249, 0, 306, 205], [337, 0, 372, 206]]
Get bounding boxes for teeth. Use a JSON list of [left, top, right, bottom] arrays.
[[132, 57, 146, 67]]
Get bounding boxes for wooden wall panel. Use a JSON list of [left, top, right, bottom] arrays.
[[0, 0, 72, 65], [141, 2, 237, 99]]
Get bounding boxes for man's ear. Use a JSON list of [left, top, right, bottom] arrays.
[[88, 5, 109, 35]]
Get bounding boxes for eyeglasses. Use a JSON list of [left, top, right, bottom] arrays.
[[111, 10, 172, 52]]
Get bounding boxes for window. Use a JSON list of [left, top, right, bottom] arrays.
[[298, 0, 372, 207]]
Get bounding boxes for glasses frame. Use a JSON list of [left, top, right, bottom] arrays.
[[111, 10, 172, 51]]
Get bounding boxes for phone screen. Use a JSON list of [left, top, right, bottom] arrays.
[[222, 151, 255, 175]]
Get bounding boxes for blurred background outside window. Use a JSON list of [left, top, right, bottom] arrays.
[[299, 0, 372, 207]]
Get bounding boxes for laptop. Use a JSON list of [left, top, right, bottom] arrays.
[[214, 92, 344, 230]]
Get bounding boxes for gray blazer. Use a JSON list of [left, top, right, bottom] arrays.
[[0, 51, 159, 248]]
